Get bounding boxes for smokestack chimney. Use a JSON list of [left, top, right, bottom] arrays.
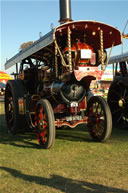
[[59, 0, 72, 24]]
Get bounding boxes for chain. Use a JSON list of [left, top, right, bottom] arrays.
[[67, 27, 72, 72], [100, 30, 104, 70], [55, 41, 58, 78]]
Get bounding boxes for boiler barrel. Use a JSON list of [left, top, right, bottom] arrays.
[[59, 0, 72, 23]]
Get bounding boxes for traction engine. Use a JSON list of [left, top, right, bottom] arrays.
[[107, 56, 128, 129], [4, 0, 122, 148]]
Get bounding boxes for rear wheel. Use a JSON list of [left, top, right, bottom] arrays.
[[87, 96, 112, 142], [5, 80, 27, 134], [107, 79, 128, 129], [35, 99, 55, 149]]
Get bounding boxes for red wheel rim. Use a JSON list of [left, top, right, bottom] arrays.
[[35, 106, 48, 144]]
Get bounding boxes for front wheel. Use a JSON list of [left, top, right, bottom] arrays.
[[35, 99, 55, 149], [87, 96, 112, 142]]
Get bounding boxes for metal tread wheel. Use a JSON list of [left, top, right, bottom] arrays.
[[5, 80, 27, 134]]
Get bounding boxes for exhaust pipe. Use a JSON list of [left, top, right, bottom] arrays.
[[59, 0, 72, 24]]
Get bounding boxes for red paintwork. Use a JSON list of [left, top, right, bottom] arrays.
[[53, 104, 66, 113], [74, 66, 103, 81], [55, 118, 88, 128], [53, 97, 86, 114], [78, 98, 87, 111], [35, 107, 47, 144], [63, 42, 95, 66], [54, 98, 87, 128]]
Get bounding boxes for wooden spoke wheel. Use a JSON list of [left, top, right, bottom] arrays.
[[87, 96, 112, 142], [108, 79, 128, 129], [35, 99, 55, 149]]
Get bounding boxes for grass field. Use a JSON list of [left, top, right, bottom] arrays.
[[0, 101, 128, 193]]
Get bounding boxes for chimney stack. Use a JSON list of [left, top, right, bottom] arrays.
[[59, 0, 72, 24]]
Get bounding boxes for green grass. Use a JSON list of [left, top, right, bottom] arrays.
[[0, 101, 128, 193]]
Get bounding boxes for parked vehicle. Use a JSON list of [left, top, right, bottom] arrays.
[[4, 0, 122, 148], [107, 53, 128, 129]]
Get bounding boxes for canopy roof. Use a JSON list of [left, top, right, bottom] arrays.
[[5, 20, 122, 70], [109, 52, 128, 64], [55, 20, 122, 50]]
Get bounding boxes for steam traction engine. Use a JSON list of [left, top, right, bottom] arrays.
[[5, 0, 122, 148]]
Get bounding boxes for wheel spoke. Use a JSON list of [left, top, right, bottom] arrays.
[[95, 103, 100, 114], [37, 107, 48, 143], [116, 82, 122, 90], [5, 87, 15, 128], [123, 88, 127, 98], [108, 99, 118, 104], [110, 88, 121, 98], [117, 113, 123, 123], [112, 107, 123, 114]]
